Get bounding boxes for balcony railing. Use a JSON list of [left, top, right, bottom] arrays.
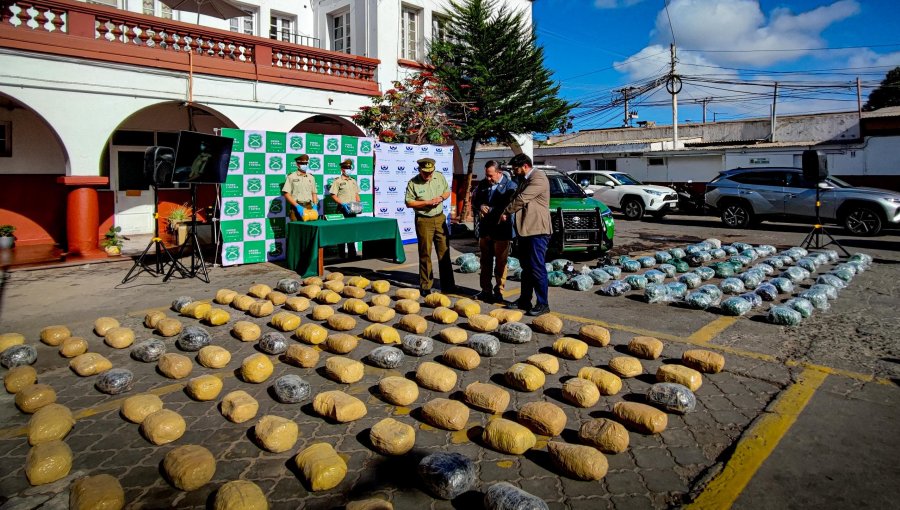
[[0, 0, 379, 95]]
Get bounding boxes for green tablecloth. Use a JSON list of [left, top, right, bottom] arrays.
[[286, 216, 407, 277]]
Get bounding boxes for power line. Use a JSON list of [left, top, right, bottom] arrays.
[[681, 42, 900, 53], [663, 0, 677, 46]]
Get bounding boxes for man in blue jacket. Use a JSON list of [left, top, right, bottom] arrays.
[[472, 160, 517, 303]]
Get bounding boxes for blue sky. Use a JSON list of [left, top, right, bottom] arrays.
[[532, 0, 900, 131]]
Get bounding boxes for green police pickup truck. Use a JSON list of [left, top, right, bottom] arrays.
[[542, 167, 615, 255]]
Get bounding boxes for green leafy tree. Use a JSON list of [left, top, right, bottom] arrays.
[[352, 71, 462, 145], [429, 0, 574, 219], [864, 66, 900, 111]]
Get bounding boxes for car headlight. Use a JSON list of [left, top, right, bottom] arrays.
[[643, 189, 665, 196], [886, 197, 900, 204]]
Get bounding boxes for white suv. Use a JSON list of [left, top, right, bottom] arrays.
[[569, 170, 679, 220]]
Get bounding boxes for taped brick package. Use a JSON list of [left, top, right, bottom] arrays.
[[254, 415, 299, 452], [141, 409, 186, 444], [59, 337, 88, 358], [121, 393, 163, 424], [232, 321, 261, 342], [530, 314, 563, 334], [370, 294, 392, 307], [453, 298, 480, 318], [347, 275, 370, 288], [163, 445, 216, 491], [325, 333, 359, 354], [248, 284, 272, 298], [213, 480, 267, 510], [144, 310, 166, 328], [104, 327, 134, 349], [296, 323, 328, 345], [325, 356, 364, 383], [27, 403, 74, 445], [441, 346, 481, 370], [656, 364, 703, 391], [39, 325, 70, 346], [220, 390, 259, 423], [547, 441, 608, 481], [370, 280, 390, 294], [93, 317, 119, 336], [266, 290, 287, 306], [181, 301, 211, 320], [214, 289, 237, 305], [25, 440, 72, 485], [608, 356, 643, 378], [69, 474, 125, 510], [248, 300, 274, 318], [369, 417, 416, 455], [421, 398, 470, 430], [578, 418, 629, 453], [70, 353, 112, 377], [285, 296, 311, 312], [681, 349, 726, 373], [416, 361, 457, 392], [482, 418, 536, 454], [342, 298, 370, 315], [271, 312, 301, 332], [431, 306, 459, 324], [552, 337, 588, 360], [240, 353, 274, 383], [516, 401, 567, 436], [284, 344, 320, 368], [613, 401, 668, 434], [326, 313, 357, 331], [362, 324, 401, 344], [230, 295, 255, 312], [5, 366, 37, 393], [394, 299, 421, 315], [578, 367, 623, 395], [295, 443, 347, 491], [505, 363, 545, 392], [397, 314, 428, 334], [378, 376, 419, 406], [155, 318, 183, 337], [157, 353, 192, 379], [365, 305, 395, 323], [204, 308, 231, 326], [197, 346, 231, 369], [628, 336, 664, 359], [464, 382, 510, 414], [525, 353, 559, 374], [423, 292, 451, 308], [488, 308, 524, 324], [395, 288, 420, 301], [438, 327, 467, 344], [186, 375, 224, 401], [562, 377, 600, 407], [312, 391, 367, 422], [312, 305, 335, 321], [468, 314, 499, 333]]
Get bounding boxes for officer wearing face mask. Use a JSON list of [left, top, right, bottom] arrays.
[[282, 154, 318, 221]]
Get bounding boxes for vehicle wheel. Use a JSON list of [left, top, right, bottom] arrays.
[[844, 206, 883, 236], [623, 198, 644, 220], [720, 202, 753, 228]]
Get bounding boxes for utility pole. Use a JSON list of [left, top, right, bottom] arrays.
[[670, 43, 678, 148], [856, 76, 863, 124], [700, 97, 711, 123], [770, 81, 778, 142], [622, 87, 630, 127]]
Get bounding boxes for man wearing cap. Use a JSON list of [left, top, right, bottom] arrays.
[[282, 154, 318, 221], [329, 159, 361, 216], [405, 157, 456, 294], [503, 153, 551, 315]]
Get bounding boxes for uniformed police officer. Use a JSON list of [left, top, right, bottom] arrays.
[[282, 154, 318, 221], [405, 157, 456, 294], [329, 159, 361, 216]]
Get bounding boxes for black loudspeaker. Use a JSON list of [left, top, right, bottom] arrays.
[[802, 150, 828, 182], [144, 146, 175, 187]]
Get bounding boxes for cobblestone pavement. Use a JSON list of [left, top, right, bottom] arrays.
[[0, 215, 896, 509]]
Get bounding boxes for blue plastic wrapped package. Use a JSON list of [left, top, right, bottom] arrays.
[[601, 265, 622, 279], [740, 249, 759, 261], [776, 255, 795, 266], [655, 251, 673, 263], [566, 275, 595, 291], [738, 292, 763, 309], [849, 252, 873, 266], [785, 298, 814, 318], [738, 271, 764, 290], [754, 283, 779, 301], [729, 255, 752, 268], [507, 267, 523, 281], [177, 326, 211, 352], [455, 253, 477, 266], [704, 238, 723, 249], [814, 249, 839, 263], [783, 247, 808, 261], [95, 368, 134, 395], [637, 256, 656, 268], [624, 275, 648, 290], [644, 269, 666, 284], [276, 278, 301, 294], [131, 339, 166, 362], [720, 278, 746, 295], [468, 334, 500, 357], [669, 247, 687, 259], [721, 296, 752, 316], [769, 277, 794, 294], [600, 280, 632, 297], [768, 306, 802, 326], [367, 346, 404, 369], [722, 245, 739, 256], [847, 260, 868, 274], [647, 382, 697, 414], [621, 259, 641, 272], [419, 452, 477, 500], [710, 248, 727, 259], [780, 266, 809, 283], [684, 291, 716, 310], [659, 264, 676, 278], [678, 273, 702, 289], [796, 258, 818, 272], [829, 266, 854, 283], [672, 259, 690, 273], [665, 282, 688, 298], [754, 261, 777, 274], [272, 374, 311, 403], [644, 283, 671, 304], [459, 258, 480, 273], [579, 265, 592, 275], [816, 274, 847, 290], [698, 251, 713, 263], [1, 344, 37, 368], [685, 254, 705, 267], [685, 244, 703, 255], [798, 289, 830, 310], [484, 482, 549, 510], [589, 269, 612, 284], [693, 267, 715, 281], [548, 271, 567, 287], [809, 284, 838, 300], [712, 262, 735, 278], [551, 259, 572, 271], [756, 244, 777, 256], [545, 263, 554, 272], [732, 242, 752, 252], [811, 252, 829, 266], [506, 257, 521, 271], [698, 284, 724, 301], [171, 296, 193, 313], [258, 332, 288, 355]]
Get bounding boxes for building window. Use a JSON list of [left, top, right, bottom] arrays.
[[594, 159, 616, 171], [648, 157, 665, 166], [229, 9, 256, 36], [330, 10, 351, 54], [142, 0, 172, 18], [577, 159, 591, 170], [432, 13, 450, 41], [270, 14, 294, 43], [401, 6, 421, 60], [0, 122, 10, 157]]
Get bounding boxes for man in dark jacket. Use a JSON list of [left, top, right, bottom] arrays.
[[472, 160, 517, 303]]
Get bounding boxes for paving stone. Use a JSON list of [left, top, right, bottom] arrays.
[[642, 468, 688, 493], [611, 493, 655, 510], [518, 476, 564, 503], [669, 445, 711, 466], [632, 447, 676, 470], [605, 470, 646, 495], [559, 476, 605, 499], [568, 496, 614, 510]]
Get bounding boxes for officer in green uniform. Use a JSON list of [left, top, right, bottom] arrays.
[[282, 154, 318, 221], [405, 157, 456, 294], [329, 159, 361, 215]]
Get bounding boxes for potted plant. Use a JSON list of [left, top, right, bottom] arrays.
[[0, 225, 15, 249], [100, 226, 124, 256], [167, 203, 192, 233]]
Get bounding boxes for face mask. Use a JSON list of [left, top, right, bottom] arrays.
[[298, 165, 308, 172]]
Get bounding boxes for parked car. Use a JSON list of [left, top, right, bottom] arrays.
[[568, 170, 679, 220], [705, 167, 900, 236]]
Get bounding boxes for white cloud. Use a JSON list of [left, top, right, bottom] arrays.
[[594, 0, 646, 9], [847, 49, 900, 70]]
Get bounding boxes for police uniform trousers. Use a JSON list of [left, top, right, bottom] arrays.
[[414, 213, 455, 292]]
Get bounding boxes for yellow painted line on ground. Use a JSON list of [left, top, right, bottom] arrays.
[[686, 367, 828, 510], [687, 316, 739, 343], [785, 360, 893, 385], [551, 311, 684, 342]]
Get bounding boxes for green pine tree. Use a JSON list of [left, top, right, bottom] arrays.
[[864, 66, 900, 111], [429, 0, 574, 219]]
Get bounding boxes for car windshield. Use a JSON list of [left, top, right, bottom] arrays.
[[826, 176, 852, 188], [610, 173, 642, 185], [546, 172, 587, 198]]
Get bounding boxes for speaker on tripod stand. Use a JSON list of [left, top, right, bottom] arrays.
[[121, 146, 180, 283], [800, 149, 850, 256]]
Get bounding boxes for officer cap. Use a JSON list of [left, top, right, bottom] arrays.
[[417, 158, 436, 173], [294, 154, 310, 164], [340, 159, 353, 169]]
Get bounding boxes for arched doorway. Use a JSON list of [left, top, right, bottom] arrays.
[[104, 102, 237, 235], [289, 115, 365, 136], [0, 93, 70, 246]]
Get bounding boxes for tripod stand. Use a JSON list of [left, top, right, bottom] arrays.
[[164, 183, 210, 283], [800, 182, 850, 257], [121, 186, 180, 283]]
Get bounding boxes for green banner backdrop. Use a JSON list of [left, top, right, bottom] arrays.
[[218, 129, 375, 266]]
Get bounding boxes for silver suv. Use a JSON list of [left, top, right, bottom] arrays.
[[705, 167, 900, 236]]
